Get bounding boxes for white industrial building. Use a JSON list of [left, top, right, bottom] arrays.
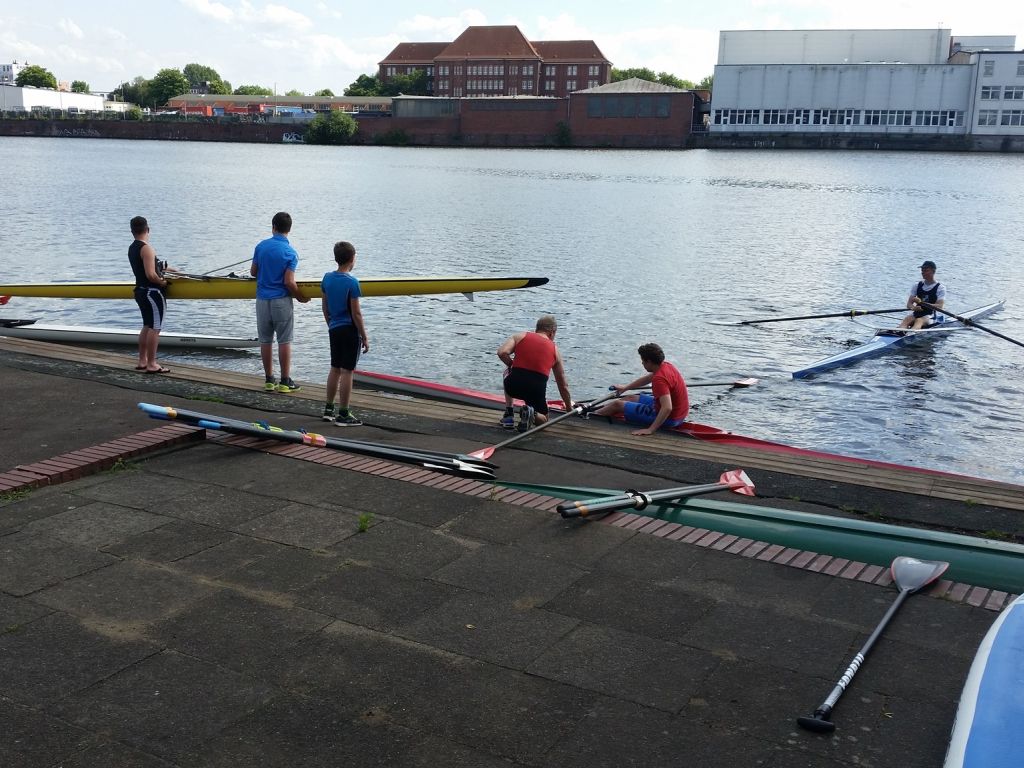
[[0, 84, 128, 114], [709, 29, 1023, 138]]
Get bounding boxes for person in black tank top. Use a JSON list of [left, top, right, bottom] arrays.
[[899, 260, 946, 330], [128, 216, 176, 373]]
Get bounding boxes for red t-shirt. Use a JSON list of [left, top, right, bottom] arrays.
[[652, 362, 689, 421], [511, 332, 557, 376]]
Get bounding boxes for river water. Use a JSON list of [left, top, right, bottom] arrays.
[[3, 137, 1023, 484]]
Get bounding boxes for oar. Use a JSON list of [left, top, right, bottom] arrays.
[[689, 377, 759, 388], [199, 258, 252, 276], [797, 556, 949, 734], [468, 389, 622, 460], [558, 469, 755, 518], [0, 295, 11, 306], [920, 301, 1024, 350], [709, 308, 906, 326]]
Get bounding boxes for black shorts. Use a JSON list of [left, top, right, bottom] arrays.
[[503, 368, 550, 414], [329, 324, 361, 370], [134, 287, 166, 330]]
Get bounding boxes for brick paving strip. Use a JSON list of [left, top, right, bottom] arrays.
[[3, 424, 1014, 612]]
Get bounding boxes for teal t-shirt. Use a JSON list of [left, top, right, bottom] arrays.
[[321, 270, 361, 329]]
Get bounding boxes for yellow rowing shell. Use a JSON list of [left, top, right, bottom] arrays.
[[0, 276, 549, 300]]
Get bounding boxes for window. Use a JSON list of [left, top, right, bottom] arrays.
[[523, 65, 534, 75], [439, 65, 449, 76], [588, 65, 600, 76], [765, 109, 811, 125], [566, 80, 576, 91], [455, 65, 462, 75], [812, 109, 860, 125], [915, 110, 963, 127], [522, 80, 532, 91], [1018, 60, 1024, 77], [1004, 86, 1024, 100], [545, 65, 556, 76], [544, 80, 555, 91], [980, 86, 1000, 100], [1001, 110, 1024, 126], [426, 66, 434, 76], [386, 66, 396, 76], [509, 65, 518, 75], [977, 109, 998, 126], [588, 80, 599, 89], [983, 60, 994, 76], [567, 65, 577, 76], [713, 109, 760, 125]]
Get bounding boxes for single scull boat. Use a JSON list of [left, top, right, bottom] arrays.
[[0, 319, 258, 348], [792, 300, 1004, 379]]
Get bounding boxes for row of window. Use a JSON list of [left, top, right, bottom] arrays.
[[716, 108, 965, 127], [979, 86, 1024, 100], [977, 110, 1024, 126], [387, 63, 599, 78], [587, 94, 673, 119], [982, 60, 1024, 77]]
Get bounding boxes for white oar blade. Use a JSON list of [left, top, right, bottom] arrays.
[[890, 556, 949, 593], [719, 469, 755, 496]]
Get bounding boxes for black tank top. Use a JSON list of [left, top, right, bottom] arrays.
[[129, 239, 161, 290]]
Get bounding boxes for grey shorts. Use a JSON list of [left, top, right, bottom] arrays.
[[256, 297, 295, 344]]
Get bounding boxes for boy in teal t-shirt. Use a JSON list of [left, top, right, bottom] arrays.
[[320, 241, 369, 426]]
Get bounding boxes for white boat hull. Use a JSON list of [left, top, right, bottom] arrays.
[[0, 322, 258, 349]]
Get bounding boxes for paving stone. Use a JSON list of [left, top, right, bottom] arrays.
[[441, 501, 551, 544], [0, 531, 117, 596], [544, 571, 715, 643], [178, 693, 415, 767], [591, 529, 707, 583], [35, 560, 218, 625], [218, 546, 342, 594], [538, 697, 778, 768], [144, 483, 287, 527], [398, 590, 579, 669], [171, 534, 280, 578], [72, 470, 199, 507], [431, 544, 587, 604], [22, 501, 171, 548], [0, 489, 97, 535], [510, 516, 637, 567], [104, 520, 234, 563], [153, 590, 332, 673], [230, 501, 362, 550], [49, 740, 178, 768], [330, 519, 473, 576], [390, 734, 519, 768], [50, 650, 276, 761], [0, 696, 99, 767], [527, 623, 719, 713], [0, 591, 52, 631], [274, 622, 597, 764], [0, 612, 158, 706], [296, 563, 460, 632]]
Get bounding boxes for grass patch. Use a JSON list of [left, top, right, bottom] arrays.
[[981, 529, 1011, 541], [104, 458, 136, 473], [357, 513, 374, 533], [0, 489, 30, 504]]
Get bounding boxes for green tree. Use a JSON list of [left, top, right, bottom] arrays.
[[657, 72, 695, 89], [314, 88, 335, 97], [71, 80, 90, 93], [148, 68, 189, 106], [110, 76, 150, 107], [611, 67, 657, 82], [126, 106, 143, 120], [15, 64, 57, 89], [182, 63, 231, 94], [344, 74, 379, 96], [305, 110, 358, 145], [697, 74, 713, 91], [234, 84, 274, 96], [379, 69, 428, 97], [285, 89, 305, 97]]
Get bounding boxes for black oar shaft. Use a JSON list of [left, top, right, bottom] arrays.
[[559, 480, 737, 518], [736, 308, 906, 325], [921, 302, 1024, 350]]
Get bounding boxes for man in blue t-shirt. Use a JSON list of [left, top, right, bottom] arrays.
[[320, 241, 369, 426], [251, 211, 309, 392]]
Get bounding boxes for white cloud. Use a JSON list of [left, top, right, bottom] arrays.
[[534, 13, 591, 40], [397, 11, 488, 38], [180, 0, 234, 23], [238, 1, 312, 31], [602, 25, 720, 81], [58, 18, 84, 39], [315, 1, 342, 20]]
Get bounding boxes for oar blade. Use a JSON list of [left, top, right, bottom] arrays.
[[891, 556, 948, 593], [719, 469, 755, 496], [468, 446, 495, 461], [732, 377, 759, 388]]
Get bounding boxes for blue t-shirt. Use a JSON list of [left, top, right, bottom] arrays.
[[252, 234, 299, 300], [321, 270, 362, 329]]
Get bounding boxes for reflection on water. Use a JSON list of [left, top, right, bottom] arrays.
[[2, 138, 1023, 483]]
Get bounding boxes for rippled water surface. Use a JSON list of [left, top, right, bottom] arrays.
[[3, 138, 1023, 483]]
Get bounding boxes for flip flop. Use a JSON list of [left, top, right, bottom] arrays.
[[134, 365, 147, 370], [144, 367, 170, 374]]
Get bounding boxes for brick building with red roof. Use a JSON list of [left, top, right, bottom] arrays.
[[379, 25, 611, 98]]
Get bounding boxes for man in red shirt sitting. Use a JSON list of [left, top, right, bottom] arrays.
[[497, 315, 574, 432], [592, 343, 689, 436]]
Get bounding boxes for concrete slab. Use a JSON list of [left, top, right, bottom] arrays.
[[0, 531, 117, 596]]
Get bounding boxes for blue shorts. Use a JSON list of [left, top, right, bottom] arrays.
[[256, 297, 294, 344], [134, 287, 165, 331], [623, 393, 685, 428]]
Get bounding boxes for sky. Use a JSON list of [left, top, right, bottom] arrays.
[[2, 1, 1021, 93]]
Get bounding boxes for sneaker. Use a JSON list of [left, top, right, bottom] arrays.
[[264, 377, 278, 392], [517, 405, 535, 433], [499, 413, 515, 430], [322, 404, 337, 422], [276, 377, 301, 393], [333, 412, 362, 427]]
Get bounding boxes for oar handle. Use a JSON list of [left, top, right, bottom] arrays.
[[920, 302, 1024, 350]]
